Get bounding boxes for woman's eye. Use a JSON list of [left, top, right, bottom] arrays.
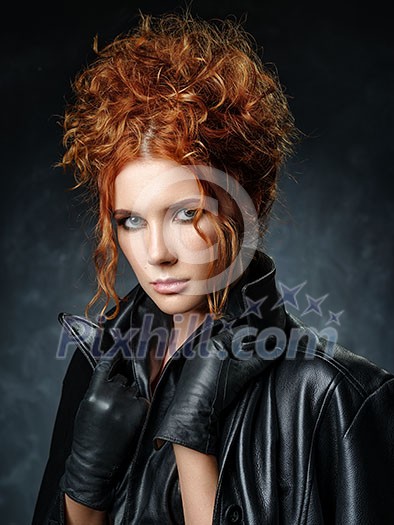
[[174, 208, 198, 222], [120, 216, 146, 230]]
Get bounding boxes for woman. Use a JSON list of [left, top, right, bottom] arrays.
[[32, 11, 394, 525]]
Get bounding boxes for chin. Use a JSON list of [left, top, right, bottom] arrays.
[[152, 294, 206, 317]]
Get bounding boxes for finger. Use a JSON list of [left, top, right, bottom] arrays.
[[88, 359, 112, 388], [108, 372, 129, 387], [105, 352, 134, 385]]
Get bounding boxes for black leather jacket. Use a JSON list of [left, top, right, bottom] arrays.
[[32, 252, 394, 524]]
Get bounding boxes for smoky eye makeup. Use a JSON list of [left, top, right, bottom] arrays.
[[112, 197, 206, 230], [112, 210, 146, 231], [174, 208, 198, 221]]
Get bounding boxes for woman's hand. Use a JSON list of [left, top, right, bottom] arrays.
[[60, 351, 150, 512]]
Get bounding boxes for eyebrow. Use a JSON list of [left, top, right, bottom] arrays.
[[112, 209, 133, 219], [112, 197, 202, 218]]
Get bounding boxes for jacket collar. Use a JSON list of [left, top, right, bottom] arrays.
[[223, 250, 287, 332]]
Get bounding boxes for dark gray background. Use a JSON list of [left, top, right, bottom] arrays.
[[1, 1, 393, 523]]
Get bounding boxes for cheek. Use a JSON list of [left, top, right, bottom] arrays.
[[118, 234, 145, 271], [174, 219, 217, 252], [172, 228, 215, 267], [199, 215, 218, 246], [176, 229, 207, 251]]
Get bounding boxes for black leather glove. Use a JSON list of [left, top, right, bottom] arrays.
[[153, 324, 276, 455], [60, 329, 150, 511]]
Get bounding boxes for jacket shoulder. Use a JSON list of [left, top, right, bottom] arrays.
[[266, 313, 394, 441], [277, 312, 393, 399]]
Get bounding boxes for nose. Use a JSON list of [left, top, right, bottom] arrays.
[[146, 223, 177, 266]]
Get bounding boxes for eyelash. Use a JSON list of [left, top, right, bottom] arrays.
[[116, 208, 198, 231]]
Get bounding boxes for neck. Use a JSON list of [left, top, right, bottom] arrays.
[[169, 311, 207, 354]]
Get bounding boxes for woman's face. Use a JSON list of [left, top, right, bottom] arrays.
[[114, 158, 217, 317]]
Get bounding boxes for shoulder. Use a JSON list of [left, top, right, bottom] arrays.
[[275, 333, 392, 398], [275, 312, 393, 388], [265, 313, 394, 431]]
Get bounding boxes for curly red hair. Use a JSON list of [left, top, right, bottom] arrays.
[[59, 10, 297, 318]]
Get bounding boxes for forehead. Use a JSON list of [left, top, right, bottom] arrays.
[[114, 158, 202, 211]]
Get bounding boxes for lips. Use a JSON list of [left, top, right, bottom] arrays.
[[150, 279, 189, 294]]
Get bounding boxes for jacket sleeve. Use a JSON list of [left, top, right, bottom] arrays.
[[152, 329, 276, 455], [316, 377, 394, 524], [336, 378, 394, 524], [31, 347, 93, 525]]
